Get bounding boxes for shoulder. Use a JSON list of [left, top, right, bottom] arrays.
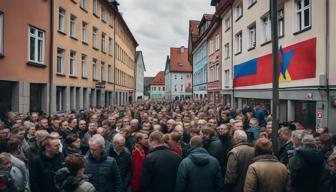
[[76, 181, 96, 192]]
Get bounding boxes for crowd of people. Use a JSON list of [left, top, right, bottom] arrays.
[[0, 100, 335, 192]]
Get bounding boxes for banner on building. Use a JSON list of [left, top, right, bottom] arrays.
[[233, 38, 316, 87]]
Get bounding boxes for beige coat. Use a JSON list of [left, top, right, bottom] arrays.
[[244, 155, 290, 192]]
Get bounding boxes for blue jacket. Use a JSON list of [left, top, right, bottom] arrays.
[[175, 147, 224, 192], [246, 125, 261, 142], [85, 152, 122, 192]]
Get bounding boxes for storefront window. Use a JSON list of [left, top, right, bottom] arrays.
[[294, 101, 316, 129]]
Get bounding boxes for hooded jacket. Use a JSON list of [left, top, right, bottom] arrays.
[[55, 167, 95, 192], [175, 147, 224, 192]]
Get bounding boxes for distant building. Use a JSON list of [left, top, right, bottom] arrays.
[[165, 47, 192, 100], [144, 77, 154, 98], [135, 51, 146, 100], [150, 71, 165, 99]]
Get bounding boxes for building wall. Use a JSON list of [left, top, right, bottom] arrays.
[[150, 85, 165, 99], [169, 72, 192, 99], [192, 41, 208, 98], [136, 53, 144, 99]]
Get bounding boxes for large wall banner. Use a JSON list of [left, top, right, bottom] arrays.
[[233, 38, 316, 87]]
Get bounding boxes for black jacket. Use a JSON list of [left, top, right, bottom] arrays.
[[278, 140, 294, 165], [207, 136, 231, 175], [288, 147, 324, 192], [175, 147, 224, 192], [29, 151, 64, 192], [140, 145, 181, 192], [109, 147, 132, 189]]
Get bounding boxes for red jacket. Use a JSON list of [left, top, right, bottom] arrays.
[[169, 145, 182, 157], [131, 144, 147, 192]]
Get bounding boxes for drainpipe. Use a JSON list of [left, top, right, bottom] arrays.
[[48, 0, 54, 115], [231, 4, 234, 108], [326, 0, 330, 127], [113, 12, 116, 106]]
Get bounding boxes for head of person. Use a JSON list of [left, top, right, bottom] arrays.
[[168, 132, 182, 147], [291, 130, 304, 148], [65, 154, 87, 177], [189, 136, 203, 149], [78, 120, 86, 130], [208, 119, 217, 129], [232, 130, 248, 145], [130, 119, 139, 131], [328, 153, 336, 175], [302, 135, 317, 149], [0, 152, 12, 172], [89, 134, 105, 159], [97, 127, 107, 137], [40, 117, 49, 130], [266, 121, 272, 135], [174, 124, 184, 135], [35, 130, 49, 147], [200, 127, 215, 141], [88, 122, 98, 134], [152, 124, 162, 132], [232, 120, 244, 133], [41, 136, 61, 157], [10, 124, 26, 141], [167, 119, 176, 133], [318, 134, 333, 152], [142, 122, 151, 131], [108, 115, 117, 125], [6, 112, 16, 123], [7, 138, 22, 156], [216, 124, 231, 136], [65, 134, 81, 150], [316, 126, 329, 136], [68, 118, 77, 129], [90, 115, 98, 123], [197, 119, 207, 129], [278, 127, 292, 143], [31, 112, 39, 123], [25, 122, 36, 137], [112, 134, 126, 153], [148, 131, 164, 150], [255, 138, 273, 156], [134, 132, 148, 147], [249, 118, 259, 128], [60, 120, 69, 130]]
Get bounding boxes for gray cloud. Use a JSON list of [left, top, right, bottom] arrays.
[[120, 0, 214, 76]]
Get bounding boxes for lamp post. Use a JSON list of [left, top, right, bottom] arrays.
[[271, 0, 279, 154]]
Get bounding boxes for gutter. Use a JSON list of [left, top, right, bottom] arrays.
[[48, 0, 54, 115], [326, 0, 330, 126]]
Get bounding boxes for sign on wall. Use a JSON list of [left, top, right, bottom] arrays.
[[233, 38, 316, 87]]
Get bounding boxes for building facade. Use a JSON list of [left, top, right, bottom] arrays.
[[165, 47, 192, 100], [0, 0, 51, 116], [215, 0, 336, 132], [135, 51, 145, 100], [150, 71, 165, 99]]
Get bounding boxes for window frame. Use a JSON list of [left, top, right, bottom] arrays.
[[101, 61, 105, 81], [69, 50, 77, 76], [248, 24, 256, 50], [235, 31, 242, 55], [261, 14, 271, 44], [57, 48, 65, 74], [0, 12, 3, 56], [28, 26, 45, 65], [81, 54, 87, 78], [80, 0, 87, 10], [92, 58, 97, 80], [58, 8, 66, 33], [70, 14, 76, 38], [101, 32, 106, 53], [295, 0, 311, 33], [82, 22, 88, 43], [93, 0, 98, 15], [92, 27, 98, 49], [108, 64, 112, 82], [235, 3, 243, 21]]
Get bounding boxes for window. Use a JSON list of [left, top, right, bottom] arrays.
[[174, 85, 177, 92], [58, 8, 65, 32], [0, 13, 3, 55], [295, 0, 311, 32], [235, 32, 242, 54], [235, 3, 243, 21], [108, 65, 112, 82], [174, 75, 177, 80], [180, 85, 183, 92], [224, 43, 230, 59], [82, 22, 88, 43], [209, 39, 213, 54], [80, 0, 87, 10], [70, 15, 76, 38], [93, 58, 97, 80], [215, 34, 220, 50], [56, 87, 64, 111], [224, 17, 230, 31], [93, 27, 98, 48], [216, 64, 219, 80], [101, 33, 106, 52], [224, 70, 230, 88], [70, 50, 76, 76], [278, 9, 284, 37], [163, 87, 165, 91], [181, 75, 183, 80], [158, 87, 161, 91], [262, 14, 271, 43], [101, 8, 106, 21], [108, 37, 113, 55], [248, 0, 256, 7], [28, 27, 45, 64], [101, 62, 105, 81], [81, 54, 87, 77], [248, 24, 256, 49], [57, 48, 65, 74], [153, 87, 156, 91], [93, 0, 97, 15]]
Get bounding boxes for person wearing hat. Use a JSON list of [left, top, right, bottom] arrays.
[[288, 135, 324, 192]]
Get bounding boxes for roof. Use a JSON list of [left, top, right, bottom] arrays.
[[169, 47, 192, 73], [150, 71, 165, 85], [199, 14, 214, 27]]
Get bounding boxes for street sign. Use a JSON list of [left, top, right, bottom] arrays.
[[317, 111, 323, 118]]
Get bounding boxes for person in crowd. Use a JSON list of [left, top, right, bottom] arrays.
[[63, 134, 82, 157], [81, 122, 98, 154], [321, 153, 336, 192], [225, 130, 255, 192], [167, 131, 183, 157], [244, 138, 290, 192], [318, 134, 334, 165], [253, 103, 267, 127], [288, 135, 324, 192], [109, 133, 132, 191], [55, 154, 95, 192], [131, 132, 148, 192], [231, 120, 244, 134], [140, 131, 181, 192], [78, 120, 87, 138], [40, 117, 50, 132], [278, 127, 294, 165], [175, 136, 224, 192], [246, 118, 261, 143], [291, 130, 304, 150], [0, 152, 16, 191], [85, 134, 122, 192], [29, 135, 64, 192], [317, 126, 329, 136]]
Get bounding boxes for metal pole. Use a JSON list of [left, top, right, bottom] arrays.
[[271, 0, 279, 154]]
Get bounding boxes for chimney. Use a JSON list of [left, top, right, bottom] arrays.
[[180, 46, 185, 54]]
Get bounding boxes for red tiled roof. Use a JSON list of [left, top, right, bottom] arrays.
[[169, 47, 192, 73], [189, 20, 200, 42], [151, 71, 165, 85]]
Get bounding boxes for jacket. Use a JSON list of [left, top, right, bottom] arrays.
[[140, 145, 181, 192], [278, 140, 293, 165], [85, 152, 122, 192], [55, 167, 96, 192], [244, 155, 290, 192], [175, 147, 224, 192], [109, 147, 132, 190], [225, 142, 255, 192], [131, 144, 147, 192]]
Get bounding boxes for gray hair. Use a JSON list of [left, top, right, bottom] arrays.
[[292, 130, 304, 140], [130, 119, 139, 124], [112, 133, 125, 144], [233, 130, 247, 142], [89, 134, 105, 148]]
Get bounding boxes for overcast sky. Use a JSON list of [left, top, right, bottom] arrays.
[[119, 0, 214, 77]]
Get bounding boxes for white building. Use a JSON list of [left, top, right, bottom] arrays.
[[214, 0, 336, 131], [135, 51, 146, 100], [150, 71, 165, 99], [165, 47, 193, 100]]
